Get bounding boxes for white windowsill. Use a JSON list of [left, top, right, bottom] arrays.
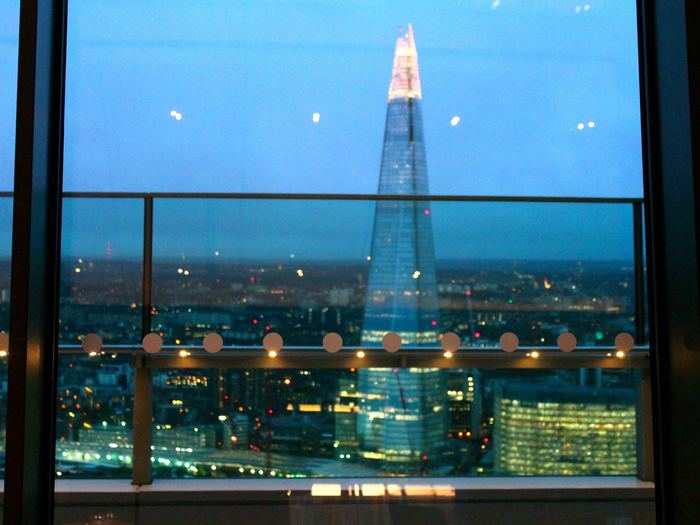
[[0, 477, 650, 506]]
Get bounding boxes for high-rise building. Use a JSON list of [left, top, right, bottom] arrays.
[[493, 382, 637, 475], [334, 377, 359, 458], [357, 25, 446, 472]]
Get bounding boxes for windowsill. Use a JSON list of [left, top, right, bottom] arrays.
[[8, 477, 652, 506]]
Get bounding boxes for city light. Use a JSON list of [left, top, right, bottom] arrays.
[[296, 268, 304, 277], [412, 270, 421, 279]]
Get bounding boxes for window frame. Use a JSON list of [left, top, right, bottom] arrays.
[[4, 0, 700, 523]]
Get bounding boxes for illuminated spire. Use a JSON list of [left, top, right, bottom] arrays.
[[388, 24, 422, 101]]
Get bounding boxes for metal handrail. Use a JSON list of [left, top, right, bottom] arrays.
[[0, 190, 644, 203], [60, 344, 650, 369]]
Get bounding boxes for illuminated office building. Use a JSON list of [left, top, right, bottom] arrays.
[[358, 25, 446, 471], [493, 383, 637, 475]]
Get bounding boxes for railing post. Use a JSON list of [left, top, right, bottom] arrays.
[[141, 195, 154, 335], [636, 366, 654, 482], [132, 195, 154, 485], [132, 354, 152, 485], [633, 201, 646, 344]]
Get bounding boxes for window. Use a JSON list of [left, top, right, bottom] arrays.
[[58, 0, 649, 494]]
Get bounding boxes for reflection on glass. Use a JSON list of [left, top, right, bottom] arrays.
[[60, 198, 143, 345], [152, 199, 636, 348], [150, 367, 638, 478]]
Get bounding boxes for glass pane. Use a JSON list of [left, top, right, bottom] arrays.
[[63, 1, 641, 197], [152, 199, 635, 348], [151, 367, 639, 478], [59, 1, 650, 522], [59, 198, 143, 345], [55, 198, 143, 477]]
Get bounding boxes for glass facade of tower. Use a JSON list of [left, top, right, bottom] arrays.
[[358, 27, 446, 470], [494, 382, 637, 476]]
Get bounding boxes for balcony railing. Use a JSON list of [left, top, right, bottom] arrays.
[[0, 192, 652, 487]]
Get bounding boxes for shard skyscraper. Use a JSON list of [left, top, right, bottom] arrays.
[[357, 25, 446, 472]]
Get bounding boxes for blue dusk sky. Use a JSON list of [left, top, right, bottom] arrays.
[[0, 1, 642, 260]]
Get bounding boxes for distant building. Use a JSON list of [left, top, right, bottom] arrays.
[[153, 423, 217, 451], [152, 370, 218, 426], [493, 382, 637, 475], [358, 25, 446, 472], [231, 414, 250, 448], [446, 369, 482, 439], [334, 377, 359, 458]]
